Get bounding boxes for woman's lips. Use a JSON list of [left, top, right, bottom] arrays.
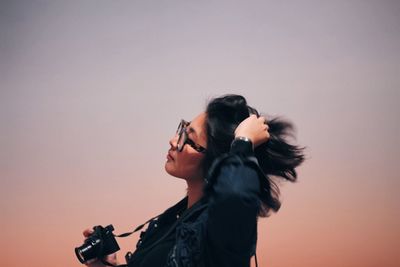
[[167, 151, 174, 161]]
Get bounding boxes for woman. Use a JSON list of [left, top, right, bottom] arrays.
[[82, 94, 305, 267]]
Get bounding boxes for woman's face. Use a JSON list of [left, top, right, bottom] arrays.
[[165, 112, 207, 181]]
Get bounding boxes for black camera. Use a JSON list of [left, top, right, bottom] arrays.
[[75, 224, 120, 264]]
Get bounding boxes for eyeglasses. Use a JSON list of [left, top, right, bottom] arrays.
[[176, 119, 206, 153]]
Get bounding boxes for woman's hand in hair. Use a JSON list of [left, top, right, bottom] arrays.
[[234, 114, 270, 148]]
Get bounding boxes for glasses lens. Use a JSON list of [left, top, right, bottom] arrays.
[[176, 120, 186, 152], [176, 121, 183, 134], [178, 129, 187, 152]]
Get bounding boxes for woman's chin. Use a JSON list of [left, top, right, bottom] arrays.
[[164, 162, 175, 175], [164, 164, 185, 179]]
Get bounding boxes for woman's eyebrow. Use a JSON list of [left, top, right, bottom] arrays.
[[187, 125, 198, 137]]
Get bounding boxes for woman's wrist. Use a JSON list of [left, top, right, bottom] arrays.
[[230, 136, 254, 156]]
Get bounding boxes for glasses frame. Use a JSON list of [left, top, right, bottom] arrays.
[[176, 119, 206, 153]]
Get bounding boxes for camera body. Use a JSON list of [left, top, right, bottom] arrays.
[[75, 224, 120, 264]]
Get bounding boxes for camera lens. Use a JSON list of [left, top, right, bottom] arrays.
[[75, 225, 120, 264], [75, 237, 102, 263], [75, 249, 85, 263]]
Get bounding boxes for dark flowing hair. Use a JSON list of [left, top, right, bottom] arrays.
[[203, 94, 306, 217]]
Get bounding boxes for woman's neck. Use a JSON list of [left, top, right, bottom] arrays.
[[186, 178, 205, 209]]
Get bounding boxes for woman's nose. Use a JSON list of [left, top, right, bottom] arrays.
[[169, 134, 179, 150]]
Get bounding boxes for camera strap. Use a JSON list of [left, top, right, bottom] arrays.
[[100, 197, 206, 267], [99, 213, 162, 267]]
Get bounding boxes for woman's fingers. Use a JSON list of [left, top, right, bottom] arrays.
[[234, 114, 270, 147], [256, 116, 270, 146], [83, 228, 94, 238]]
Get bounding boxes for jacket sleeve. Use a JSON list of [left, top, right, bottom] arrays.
[[205, 143, 262, 265]]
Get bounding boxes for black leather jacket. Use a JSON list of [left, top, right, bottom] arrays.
[[127, 144, 263, 267]]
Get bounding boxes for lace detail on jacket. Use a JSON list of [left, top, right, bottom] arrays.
[[165, 213, 207, 267]]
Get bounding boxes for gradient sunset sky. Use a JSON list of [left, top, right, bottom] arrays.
[[1, 1, 399, 267]]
